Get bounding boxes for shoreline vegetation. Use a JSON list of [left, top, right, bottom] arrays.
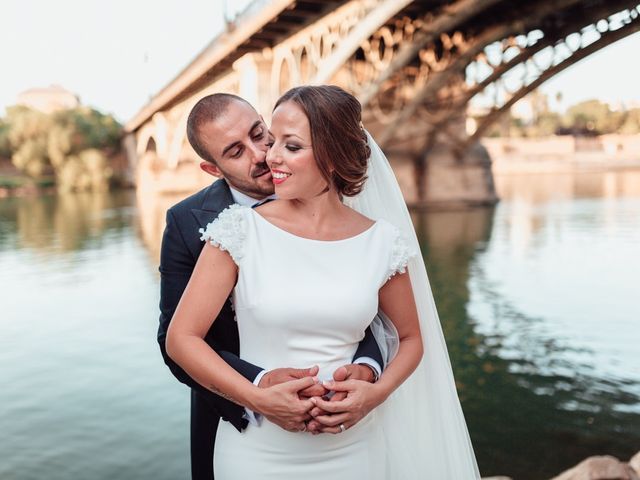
[[2, 97, 638, 197], [0, 104, 127, 197], [0, 172, 133, 198], [3, 133, 638, 198], [0, 174, 55, 198]]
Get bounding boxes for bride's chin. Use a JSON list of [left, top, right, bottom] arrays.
[[274, 186, 298, 200]]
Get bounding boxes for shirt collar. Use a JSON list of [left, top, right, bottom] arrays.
[[228, 186, 276, 207]]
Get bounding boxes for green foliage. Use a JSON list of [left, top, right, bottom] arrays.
[[482, 111, 562, 138], [486, 98, 640, 137], [4, 106, 52, 176], [0, 119, 12, 159], [1, 105, 122, 191], [0, 175, 27, 189], [57, 149, 113, 193], [618, 109, 640, 134], [533, 111, 562, 136], [562, 99, 619, 134]]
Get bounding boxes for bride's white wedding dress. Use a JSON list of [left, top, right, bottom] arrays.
[[200, 132, 480, 479], [201, 204, 413, 479]]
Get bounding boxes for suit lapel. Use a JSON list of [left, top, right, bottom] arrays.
[[190, 179, 235, 229]]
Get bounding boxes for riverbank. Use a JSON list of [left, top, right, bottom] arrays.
[[0, 172, 133, 198], [483, 134, 640, 174], [483, 451, 640, 480], [0, 175, 56, 198]]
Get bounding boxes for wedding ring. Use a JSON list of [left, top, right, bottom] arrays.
[[339, 424, 346, 433]]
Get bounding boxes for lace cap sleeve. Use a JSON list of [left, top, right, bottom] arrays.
[[198, 204, 248, 263], [387, 225, 418, 281]]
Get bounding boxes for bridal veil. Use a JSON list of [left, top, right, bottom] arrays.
[[344, 131, 481, 479]]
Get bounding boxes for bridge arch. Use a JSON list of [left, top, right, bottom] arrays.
[[125, 0, 640, 206]]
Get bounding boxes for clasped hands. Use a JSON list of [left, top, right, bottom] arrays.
[[255, 364, 381, 434]]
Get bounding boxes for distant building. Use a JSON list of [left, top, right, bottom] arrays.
[[16, 85, 80, 113]]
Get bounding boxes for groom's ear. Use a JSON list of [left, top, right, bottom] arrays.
[[200, 161, 223, 178]]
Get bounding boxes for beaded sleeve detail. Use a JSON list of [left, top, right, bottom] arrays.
[[387, 226, 417, 280], [198, 204, 247, 263]]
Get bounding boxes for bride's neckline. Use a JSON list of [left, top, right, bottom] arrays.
[[249, 208, 378, 243]]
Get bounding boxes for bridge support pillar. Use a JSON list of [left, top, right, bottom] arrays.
[[383, 143, 497, 209], [415, 141, 498, 209], [234, 53, 275, 124]]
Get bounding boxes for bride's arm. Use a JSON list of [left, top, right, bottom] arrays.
[[372, 271, 423, 398], [310, 270, 422, 431], [166, 242, 316, 431]]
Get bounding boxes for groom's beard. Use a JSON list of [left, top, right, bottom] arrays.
[[220, 159, 275, 198], [252, 162, 270, 179]]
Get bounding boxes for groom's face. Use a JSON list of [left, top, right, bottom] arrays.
[[198, 100, 274, 199]]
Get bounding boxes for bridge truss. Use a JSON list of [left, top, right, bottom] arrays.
[[127, 0, 640, 205]]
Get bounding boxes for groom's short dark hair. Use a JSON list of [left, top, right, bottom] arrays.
[[186, 93, 252, 163]]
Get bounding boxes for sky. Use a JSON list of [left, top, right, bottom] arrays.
[[1, 0, 639, 123], [0, 0, 254, 122]]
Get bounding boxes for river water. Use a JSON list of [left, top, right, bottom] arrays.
[[1, 170, 638, 479]]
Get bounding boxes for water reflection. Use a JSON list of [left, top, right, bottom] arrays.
[[135, 191, 185, 263], [413, 201, 640, 478], [0, 191, 134, 254], [410, 170, 640, 479], [0, 191, 189, 480], [493, 169, 640, 203], [1, 169, 638, 480]]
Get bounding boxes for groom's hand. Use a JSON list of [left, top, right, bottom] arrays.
[[305, 364, 375, 433], [259, 365, 327, 398]]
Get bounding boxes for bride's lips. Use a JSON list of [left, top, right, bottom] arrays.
[[271, 169, 291, 185]]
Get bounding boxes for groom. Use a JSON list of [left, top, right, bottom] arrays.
[[158, 93, 384, 480]]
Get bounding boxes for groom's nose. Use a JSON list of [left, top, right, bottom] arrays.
[[247, 141, 266, 164], [266, 144, 280, 166]]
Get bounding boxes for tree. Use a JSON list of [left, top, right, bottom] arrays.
[[0, 118, 12, 160], [5, 106, 53, 177], [2, 105, 122, 191], [562, 99, 619, 134], [617, 108, 640, 134]]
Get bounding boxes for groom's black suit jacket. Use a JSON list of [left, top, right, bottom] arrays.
[[157, 179, 384, 480]]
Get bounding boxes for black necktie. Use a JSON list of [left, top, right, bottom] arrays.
[[252, 197, 275, 208]]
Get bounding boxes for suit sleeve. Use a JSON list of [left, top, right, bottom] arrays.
[[352, 326, 384, 371], [157, 208, 262, 429]]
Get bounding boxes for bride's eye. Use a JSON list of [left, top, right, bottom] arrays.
[[286, 144, 301, 152]]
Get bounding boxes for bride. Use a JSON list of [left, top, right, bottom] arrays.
[[167, 85, 480, 479]]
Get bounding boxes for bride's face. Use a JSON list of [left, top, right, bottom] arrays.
[[266, 101, 329, 200]]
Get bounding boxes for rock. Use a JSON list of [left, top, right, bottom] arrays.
[[551, 455, 640, 480], [630, 452, 640, 476]]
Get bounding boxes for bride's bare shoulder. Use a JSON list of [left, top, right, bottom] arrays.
[[341, 205, 376, 230], [253, 199, 287, 220]]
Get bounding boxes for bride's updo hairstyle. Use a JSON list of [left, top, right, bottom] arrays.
[[274, 85, 370, 197]]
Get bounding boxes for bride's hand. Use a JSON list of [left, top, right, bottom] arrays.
[[251, 376, 319, 432], [259, 365, 327, 398], [308, 379, 385, 434], [305, 364, 372, 433]]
